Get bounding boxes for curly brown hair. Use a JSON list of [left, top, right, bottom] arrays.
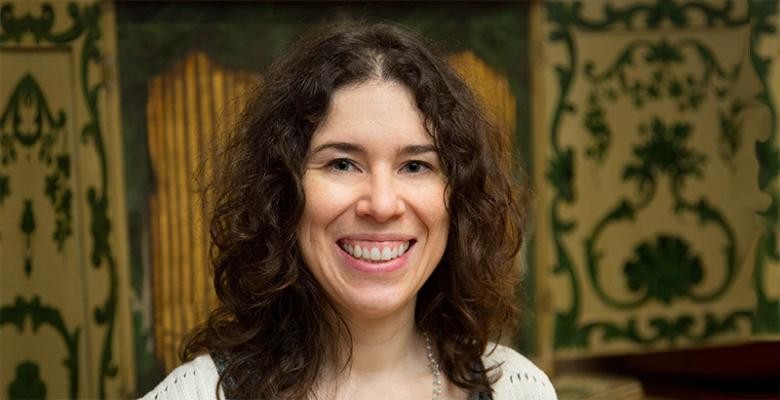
[[182, 21, 527, 399]]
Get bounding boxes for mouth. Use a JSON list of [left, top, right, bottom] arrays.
[[337, 239, 417, 263]]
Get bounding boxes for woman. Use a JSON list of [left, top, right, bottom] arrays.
[[143, 22, 556, 400]]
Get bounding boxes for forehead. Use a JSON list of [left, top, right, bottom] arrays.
[[310, 80, 432, 147]]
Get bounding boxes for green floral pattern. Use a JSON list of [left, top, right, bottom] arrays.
[[0, 74, 72, 252], [623, 118, 705, 194], [624, 235, 703, 304], [8, 362, 47, 400], [547, 0, 778, 351], [1, 2, 120, 397], [1, 297, 79, 398]]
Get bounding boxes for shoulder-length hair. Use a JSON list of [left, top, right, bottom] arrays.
[[182, 21, 527, 399]]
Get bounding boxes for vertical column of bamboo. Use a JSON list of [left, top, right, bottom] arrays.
[[146, 51, 259, 372], [448, 51, 517, 169]]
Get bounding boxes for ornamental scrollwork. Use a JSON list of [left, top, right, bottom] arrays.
[[0, 74, 72, 255], [0, 296, 80, 399], [547, 0, 778, 351], [1, 3, 119, 397]]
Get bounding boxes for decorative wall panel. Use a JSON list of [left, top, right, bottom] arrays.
[[533, 0, 779, 358], [0, 1, 135, 398]]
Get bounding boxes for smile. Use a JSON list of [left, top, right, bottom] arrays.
[[337, 239, 415, 262]]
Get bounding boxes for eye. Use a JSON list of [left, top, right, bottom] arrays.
[[327, 158, 358, 172], [402, 161, 430, 174]]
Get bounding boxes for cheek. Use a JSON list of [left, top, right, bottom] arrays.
[[409, 183, 450, 236], [299, 176, 353, 237]]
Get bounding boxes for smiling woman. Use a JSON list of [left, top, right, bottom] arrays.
[[141, 22, 556, 400]]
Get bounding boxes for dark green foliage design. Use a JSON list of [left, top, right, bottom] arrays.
[[8, 362, 47, 400], [548, 149, 576, 202], [624, 235, 703, 304], [0, 174, 9, 204], [0, 74, 65, 154], [751, 0, 780, 333], [584, 116, 736, 309], [0, 74, 72, 252], [44, 154, 72, 249], [1, 3, 120, 397], [548, 0, 779, 350], [20, 200, 35, 276], [623, 118, 705, 193], [1, 297, 79, 399], [582, 38, 742, 164]]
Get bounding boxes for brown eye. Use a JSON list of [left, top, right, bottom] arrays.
[[402, 161, 429, 174], [328, 159, 357, 172]]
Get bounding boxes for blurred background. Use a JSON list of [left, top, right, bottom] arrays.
[[0, 1, 777, 399]]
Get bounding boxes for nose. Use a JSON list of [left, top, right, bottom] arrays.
[[355, 171, 406, 222]]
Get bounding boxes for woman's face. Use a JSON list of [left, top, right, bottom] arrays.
[[297, 80, 449, 321]]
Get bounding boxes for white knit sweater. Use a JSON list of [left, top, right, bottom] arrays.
[[141, 344, 557, 400]]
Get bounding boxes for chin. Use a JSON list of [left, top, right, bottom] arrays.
[[335, 289, 416, 320]]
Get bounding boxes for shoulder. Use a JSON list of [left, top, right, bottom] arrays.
[[482, 343, 558, 400], [140, 354, 222, 400]]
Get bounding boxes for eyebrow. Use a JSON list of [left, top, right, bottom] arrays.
[[399, 144, 437, 157], [310, 142, 365, 155], [310, 142, 438, 157]]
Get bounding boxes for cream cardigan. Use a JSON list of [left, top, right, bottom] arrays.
[[141, 343, 557, 400]]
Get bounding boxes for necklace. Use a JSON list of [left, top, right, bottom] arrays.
[[424, 332, 442, 400]]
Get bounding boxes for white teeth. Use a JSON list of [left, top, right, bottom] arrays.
[[341, 241, 412, 262]]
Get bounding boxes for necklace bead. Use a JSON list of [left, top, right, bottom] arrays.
[[424, 332, 441, 400]]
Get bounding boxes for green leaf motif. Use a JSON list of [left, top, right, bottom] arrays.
[[755, 139, 779, 192], [554, 312, 590, 349], [645, 39, 683, 63], [583, 101, 611, 162], [548, 149, 575, 202], [0, 174, 9, 204], [87, 188, 112, 267], [1, 297, 79, 398], [718, 101, 744, 164], [43, 153, 71, 251], [0, 73, 73, 252], [20, 200, 35, 276], [8, 361, 46, 400], [44, 173, 59, 203], [624, 235, 703, 304], [623, 117, 706, 193], [0, 74, 65, 149]]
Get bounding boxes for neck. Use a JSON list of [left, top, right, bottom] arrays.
[[316, 300, 442, 399], [342, 304, 422, 375]]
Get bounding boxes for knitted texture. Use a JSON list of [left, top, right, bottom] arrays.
[[141, 344, 556, 400]]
